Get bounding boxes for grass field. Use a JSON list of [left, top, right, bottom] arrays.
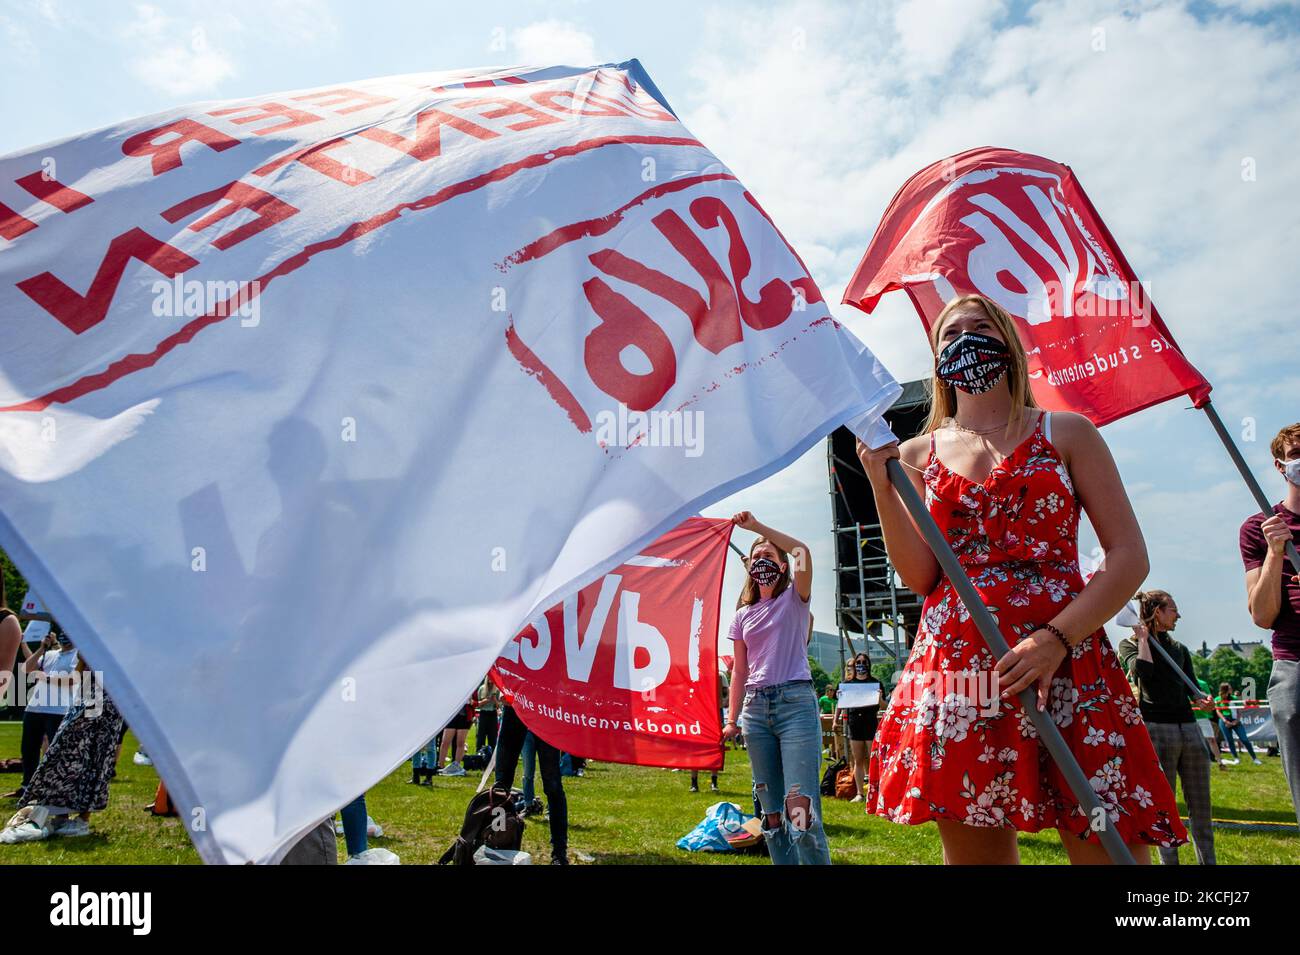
[[0, 723, 1294, 864]]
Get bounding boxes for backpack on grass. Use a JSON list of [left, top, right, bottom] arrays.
[[819, 758, 847, 797], [462, 746, 492, 771], [436, 784, 525, 865], [834, 765, 859, 801]]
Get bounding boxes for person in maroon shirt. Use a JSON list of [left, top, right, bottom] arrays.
[[1238, 422, 1300, 824]]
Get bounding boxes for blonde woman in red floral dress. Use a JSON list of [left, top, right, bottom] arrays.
[[856, 294, 1186, 864]]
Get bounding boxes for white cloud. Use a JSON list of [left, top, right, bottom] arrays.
[[894, 0, 1007, 77], [0, 15, 39, 64], [120, 5, 236, 96], [115, 1, 339, 98], [35, 0, 63, 26], [121, 2, 168, 41], [131, 42, 236, 96], [511, 19, 597, 66], [260, 0, 339, 47]]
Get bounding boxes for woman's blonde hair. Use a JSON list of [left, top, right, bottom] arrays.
[[736, 537, 790, 609], [923, 294, 1039, 436]]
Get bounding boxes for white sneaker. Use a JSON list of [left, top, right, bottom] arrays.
[[334, 818, 345, 835], [1222, 758, 1240, 765], [0, 821, 51, 844], [52, 818, 90, 838], [365, 815, 384, 838], [132, 752, 153, 767], [1253, 758, 1263, 765], [441, 762, 466, 777], [345, 847, 401, 865]]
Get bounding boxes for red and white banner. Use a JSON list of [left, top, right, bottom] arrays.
[[493, 516, 732, 770], [843, 147, 1210, 426], [0, 62, 899, 862]]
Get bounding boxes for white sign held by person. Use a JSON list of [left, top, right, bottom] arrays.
[[0, 61, 899, 862]]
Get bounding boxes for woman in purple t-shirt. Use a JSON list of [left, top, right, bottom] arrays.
[[721, 511, 830, 865]]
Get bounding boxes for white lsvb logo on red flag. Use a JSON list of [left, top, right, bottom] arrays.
[[843, 146, 1210, 426], [493, 517, 733, 771]]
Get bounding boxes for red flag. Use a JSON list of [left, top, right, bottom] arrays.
[[843, 147, 1210, 426], [492, 517, 733, 770]]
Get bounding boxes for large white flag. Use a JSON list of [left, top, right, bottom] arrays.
[[0, 61, 898, 862]]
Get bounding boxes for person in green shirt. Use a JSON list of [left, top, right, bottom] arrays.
[[818, 685, 837, 714], [1191, 677, 1227, 769], [1215, 682, 1261, 765]]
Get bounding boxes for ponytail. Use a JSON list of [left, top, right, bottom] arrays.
[[1135, 589, 1172, 638]]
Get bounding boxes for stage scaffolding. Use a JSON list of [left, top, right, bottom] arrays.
[[825, 380, 930, 682]]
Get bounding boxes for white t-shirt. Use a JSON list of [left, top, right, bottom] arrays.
[[25, 647, 80, 715]]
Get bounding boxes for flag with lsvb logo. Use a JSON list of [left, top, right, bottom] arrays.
[[0, 61, 898, 862], [842, 146, 1210, 427], [493, 516, 733, 771]]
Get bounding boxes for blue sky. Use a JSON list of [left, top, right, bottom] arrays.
[[2, 0, 1297, 656]]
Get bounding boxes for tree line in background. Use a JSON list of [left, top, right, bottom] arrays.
[[1192, 643, 1276, 701], [1, 547, 27, 611]]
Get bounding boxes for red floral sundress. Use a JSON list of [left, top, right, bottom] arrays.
[[867, 413, 1188, 848]]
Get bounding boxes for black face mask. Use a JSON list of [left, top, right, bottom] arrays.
[[936, 332, 1011, 395], [748, 557, 783, 586]]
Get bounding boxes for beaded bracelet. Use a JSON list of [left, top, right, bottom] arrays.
[[1040, 622, 1071, 652]]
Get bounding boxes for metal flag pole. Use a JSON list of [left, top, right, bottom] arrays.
[[885, 458, 1137, 865], [1146, 635, 1209, 699], [1201, 401, 1300, 576], [1139, 638, 1218, 763]]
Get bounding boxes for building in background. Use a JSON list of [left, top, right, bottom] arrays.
[[1198, 639, 1267, 660]]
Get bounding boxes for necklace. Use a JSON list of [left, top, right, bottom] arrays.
[[946, 418, 1009, 436]]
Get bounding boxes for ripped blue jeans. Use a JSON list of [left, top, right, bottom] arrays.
[[742, 680, 831, 865]]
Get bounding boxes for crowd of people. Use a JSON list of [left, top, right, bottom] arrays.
[[0, 293, 1296, 866]]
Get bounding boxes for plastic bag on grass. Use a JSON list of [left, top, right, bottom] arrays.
[[677, 801, 763, 852]]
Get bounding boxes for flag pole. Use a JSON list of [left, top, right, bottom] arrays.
[[1199, 401, 1300, 577], [885, 458, 1137, 864], [1146, 635, 1210, 699]]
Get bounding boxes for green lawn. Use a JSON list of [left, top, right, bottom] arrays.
[[0, 723, 1294, 864]]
